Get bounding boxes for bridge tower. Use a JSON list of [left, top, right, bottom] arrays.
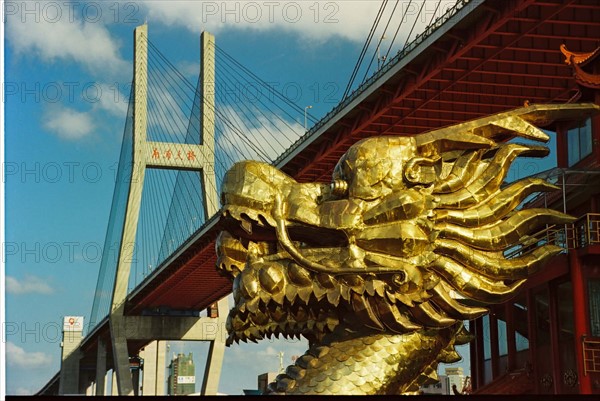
[[108, 24, 227, 395]]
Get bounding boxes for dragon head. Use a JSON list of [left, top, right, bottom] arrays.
[[216, 104, 595, 349]]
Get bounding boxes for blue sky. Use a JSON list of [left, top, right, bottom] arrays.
[[2, 0, 555, 395]]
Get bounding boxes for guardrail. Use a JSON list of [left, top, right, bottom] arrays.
[[583, 336, 600, 375], [572, 213, 600, 248], [506, 213, 600, 259]]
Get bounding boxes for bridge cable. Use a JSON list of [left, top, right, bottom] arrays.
[[382, 0, 414, 65], [143, 90, 191, 267], [139, 39, 182, 274], [145, 92, 204, 262], [402, 0, 427, 50], [360, 0, 401, 83], [89, 83, 134, 326], [156, 56, 276, 163], [215, 54, 295, 154], [215, 51, 301, 145], [148, 44, 262, 170], [148, 39, 257, 264], [213, 43, 317, 124], [147, 37, 297, 162], [343, 0, 389, 100], [211, 63, 279, 159], [130, 35, 309, 288]]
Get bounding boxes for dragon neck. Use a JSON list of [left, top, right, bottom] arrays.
[[267, 323, 467, 395]]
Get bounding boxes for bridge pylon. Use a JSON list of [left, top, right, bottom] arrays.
[[107, 24, 227, 396]]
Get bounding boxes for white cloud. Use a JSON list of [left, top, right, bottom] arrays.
[[6, 275, 54, 295], [143, 1, 377, 42], [6, 342, 53, 368], [177, 61, 200, 81], [6, 1, 130, 78], [37, 83, 126, 142], [95, 82, 130, 117], [42, 105, 96, 140], [142, 1, 458, 45], [264, 345, 280, 356]]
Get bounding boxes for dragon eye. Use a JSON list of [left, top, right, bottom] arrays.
[[330, 179, 349, 197], [392, 272, 407, 286]]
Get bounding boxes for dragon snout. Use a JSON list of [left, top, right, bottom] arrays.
[[221, 160, 296, 236]]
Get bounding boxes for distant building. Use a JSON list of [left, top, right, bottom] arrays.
[[243, 372, 278, 395], [258, 372, 278, 394], [420, 367, 466, 395], [446, 367, 465, 394], [167, 352, 196, 395], [421, 375, 449, 395]]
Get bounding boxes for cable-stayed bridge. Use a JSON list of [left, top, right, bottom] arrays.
[[89, 30, 312, 330], [37, 0, 599, 395], [84, 26, 314, 396]]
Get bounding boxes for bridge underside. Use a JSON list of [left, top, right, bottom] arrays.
[[126, 221, 227, 315]]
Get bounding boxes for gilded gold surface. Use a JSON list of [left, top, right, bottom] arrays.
[[216, 103, 599, 394]]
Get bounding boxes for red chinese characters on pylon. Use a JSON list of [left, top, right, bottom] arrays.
[[150, 148, 197, 162]]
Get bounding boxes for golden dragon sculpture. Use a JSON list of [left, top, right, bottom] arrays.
[[216, 104, 598, 395]]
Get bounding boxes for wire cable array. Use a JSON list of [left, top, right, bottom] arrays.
[[344, 0, 451, 100], [89, 36, 308, 329]]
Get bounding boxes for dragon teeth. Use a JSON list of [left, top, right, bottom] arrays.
[[365, 281, 376, 296], [271, 290, 286, 306], [297, 286, 312, 304], [249, 309, 269, 326], [240, 269, 259, 299], [285, 284, 298, 303], [240, 217, 252, 234], [340, 285, 351, 301], [316, 273, 336, 289], [374, 281, 386, 297], [326, 288, 341, 306], [312, 281, 327, 300]]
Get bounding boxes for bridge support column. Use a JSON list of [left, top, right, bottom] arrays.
[[112, 370, 119, 395], [95, 338, 107, 395], [111, 314, 135, 395], [141, 340, 166, 395], [200, 30, 218, 218], [110, 22, 148, 396], [132, 363, 141, 396], [156, 342, 167, 394], [107, 25, 223, 396], [58, 316, 83, 395], [201, 298, 228, 395], [83, 374, 95, 396]]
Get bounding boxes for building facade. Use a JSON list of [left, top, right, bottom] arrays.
[[421, 367, 467, 395], [167, 353, 196, 395], [470, 46, 600, 395]]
